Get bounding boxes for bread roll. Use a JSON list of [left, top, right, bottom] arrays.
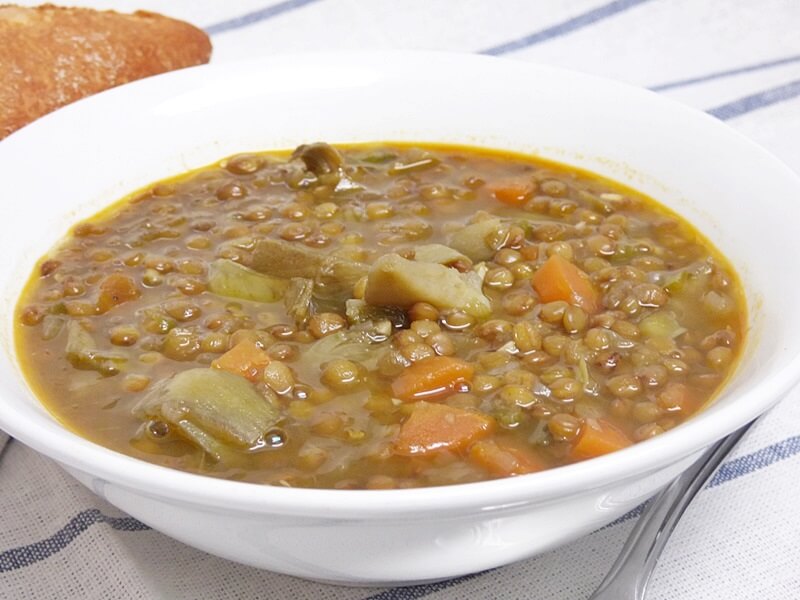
[[0, 4, 212, 139]]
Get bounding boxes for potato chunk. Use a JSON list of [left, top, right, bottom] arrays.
[[410, 243, 470, 268], [364, 254, 490, 318], [447, 218, 504, 262]]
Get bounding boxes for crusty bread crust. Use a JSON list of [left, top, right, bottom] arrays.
[[0, 4, 212, 139]]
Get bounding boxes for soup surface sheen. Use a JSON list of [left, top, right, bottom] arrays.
[[15, 143, 745, 489]]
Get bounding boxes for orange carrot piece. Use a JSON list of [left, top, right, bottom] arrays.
[[391, 356, 474, 402], [570, 418, 632, 460], [211, 340, 270, 382], [492, 183, 534, 207], [394, 402, 494, 456], [532, 254, 600, 314], [97, 273, 140, 313], [469, 439, 545, 477]]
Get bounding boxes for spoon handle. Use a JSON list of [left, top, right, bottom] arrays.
[[588, 421, 755, 600]]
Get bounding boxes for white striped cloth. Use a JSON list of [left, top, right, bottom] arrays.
[[2, 1, 800, 598]]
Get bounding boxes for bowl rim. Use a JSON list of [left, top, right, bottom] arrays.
[[3, 50, 800, 518]]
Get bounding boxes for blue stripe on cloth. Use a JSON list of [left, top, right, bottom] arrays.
[[651, 54, 800, 92], [708, 78, 800, 120], [0, 509, 149, 573], [480, 0, 654, 56], [708, 434, 800, 486], [204, 0, 324, 35]]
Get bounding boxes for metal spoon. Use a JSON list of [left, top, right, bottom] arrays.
[[588, 420, 755, 600]]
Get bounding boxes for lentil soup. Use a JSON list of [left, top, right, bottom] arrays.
[[15, 143, 745, 489]]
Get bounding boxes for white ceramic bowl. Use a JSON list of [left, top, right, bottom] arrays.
[[2, 52, 800, 586]]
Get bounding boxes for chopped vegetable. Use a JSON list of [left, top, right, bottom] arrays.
[[211, 340, 271, 382], [345, 299, 409, 331], [391, 355, 474, 402], [577, 356, 591, 385], [639, 311, 686, 339], [570, 418, 632, 460], [532, 254, 600, 313], [208, 258, 287, 302], [133, 368, 280, 453], [394, 401, 494, 456], [291, 143, 363, 193], [313, 256, 370, 312], [41, 314, 65, 340], [97, 273, 140, 313], [491, 183, 534, 207], [662, 262, 712, 298], [292, 142, 344, 175], [304, 329, 386, 365], [364, 254, 491, 318], [448, 218, 504, 262], [65, 321, 127, 376], [285, 277, 315, 327], [251, 238, 368, 300], [360, 151, 396, 164], [174, 419, 235, 462], [469, 439, 544, 476], [388, 157, 439, 175], [409, 243, 471, 268], [251, 238, 326, 278]]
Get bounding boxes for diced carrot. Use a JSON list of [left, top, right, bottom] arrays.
[[491, 183, 534, 207], [211, 340, 270, 382], [469, 439, 545, 477], [532, 254, 600, 314], [394, 402, 494, 456], [657, 382, 699, 414], [391, 356, 474, 402], [97, 273, 140, 313], [570, 418, 632, 460]]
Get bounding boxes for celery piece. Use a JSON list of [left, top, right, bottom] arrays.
[[639, 311, 687, 339], [65, 321, 127, 377], [388, 157, 440, 175], [577, 356, 591, 385], [360, 151, 397, 164], [313, 256, 369, 313], [304, 330, 385, 365], [133, 368, 280, 452], [345, 298, 409, 331], [285, 277, 315, 327], [208, 258, 288, 303], [174, 419, 236, 462], [41, 315, 65, 341]]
